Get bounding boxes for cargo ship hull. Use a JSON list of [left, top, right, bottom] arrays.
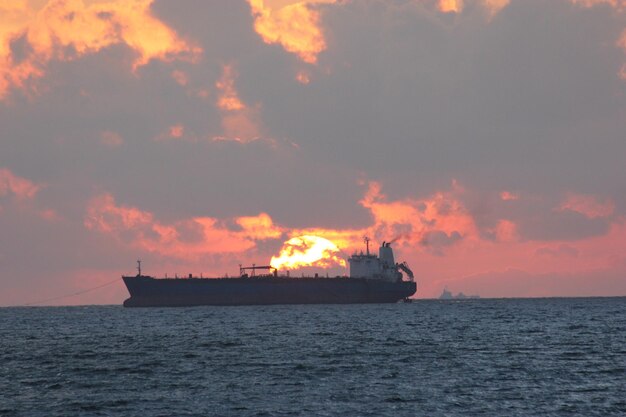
[[123, 276, 417, 307]]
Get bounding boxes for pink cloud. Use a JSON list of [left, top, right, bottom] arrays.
[[84, 193, 284, 260], [558, 192, 615, 219], [494, 219, 518, 242], [500, 190, 519, 201], [82, 182, 626, 299], [0, 167, 40, 200]]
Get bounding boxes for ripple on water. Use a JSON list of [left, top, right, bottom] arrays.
[[1, 299, 625, 416]]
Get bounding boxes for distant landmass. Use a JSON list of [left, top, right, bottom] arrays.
[[439, 287, 480, 300]]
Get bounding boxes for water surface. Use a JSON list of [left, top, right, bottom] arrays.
[[1, 298, 625, 416]]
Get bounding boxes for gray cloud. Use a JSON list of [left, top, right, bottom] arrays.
[[1, 0, 626, 304]]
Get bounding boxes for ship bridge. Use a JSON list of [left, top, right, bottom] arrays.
[[348, 238, 414, 282]]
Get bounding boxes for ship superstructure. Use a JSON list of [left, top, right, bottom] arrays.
[[122, 239, 416, 307], [349, 238, 414, 282]]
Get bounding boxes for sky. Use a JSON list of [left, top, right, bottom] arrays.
[[1, 0, 626, 305]]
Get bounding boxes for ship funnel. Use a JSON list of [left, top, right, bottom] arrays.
[[379, 242, 395, 268]]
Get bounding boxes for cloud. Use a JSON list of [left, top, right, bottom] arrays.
[[494, 219, 518, 242], [248, 0, 335, 64], [82, 180, 481, 268], [500, 191, 519, 201], [438, 0, 464, 13], [100, 130, 124, 147], [359, 181, 478, 248], [570, 0, 626, 10], [558, 192, 615, 219], [261, 180, 483, 261], [536, 244, 580, 258], [2, 0, 626, 303], [214, 63, 262, 142], [0, 0, 200, 98], [0, 167, 41, 200], [481, 0, 510, 17], [84, 193, 284, 260], [437, 0, 510, 17]]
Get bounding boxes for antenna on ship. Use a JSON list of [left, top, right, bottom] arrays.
[[363, 236, 370, 256], [137, 260, 142, 277]]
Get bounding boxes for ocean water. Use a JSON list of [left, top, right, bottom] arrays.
[[1, 298, 625, 416]]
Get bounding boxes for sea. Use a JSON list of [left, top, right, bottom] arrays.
[[1, 298, 625, 416]]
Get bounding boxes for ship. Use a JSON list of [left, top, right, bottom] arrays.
[[122, 239, 417, 307], [439, 287, 480, 300]]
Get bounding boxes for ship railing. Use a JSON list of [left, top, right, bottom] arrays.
[[239, 264, 278, 277]]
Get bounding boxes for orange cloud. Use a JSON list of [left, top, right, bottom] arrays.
[[285, 181, 478, 258], [437, 0, 510, 18], [84, 193, 284, 260], [558, 192, 615, 219], [236, 212, 283, 240], [216, 64, 245, 111], [0, 0, 200, 98], [214, 64, 262, 142], [248, 0, 335, 64], [360, 181, 478, 245], [0, 167, 41, 200], [438, 0, 463, 13], [84, 180, 479, 266], [82, 183, 626, 298]]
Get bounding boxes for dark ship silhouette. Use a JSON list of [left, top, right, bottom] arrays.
[[122, 239, 416, 307]]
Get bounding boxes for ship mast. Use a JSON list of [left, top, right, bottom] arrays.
[[137, 260, 142, 277], [363, 236, 370, 256]]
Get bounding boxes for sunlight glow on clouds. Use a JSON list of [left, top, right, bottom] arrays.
[[214, 63, 261, 142], [438, 0, 510, 17], [84, 193, 283, 260], [359, 181, 478, 249], [84, 181, 481, 264], [2, 0, 626, 304], [438, 0, 464, 13], [248, 0, 335, 64], [0, 0, 200, 98]]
